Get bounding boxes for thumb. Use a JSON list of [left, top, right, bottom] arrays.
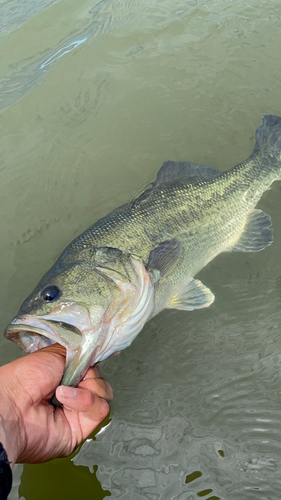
[[39, 343, 66, 359], [56, 385, 110, 426]]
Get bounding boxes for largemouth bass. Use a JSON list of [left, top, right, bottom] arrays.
[[5, 115, 281, 387]]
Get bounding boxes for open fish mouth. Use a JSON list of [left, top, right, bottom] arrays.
[[4, 320, 82, 353], [4, 313, 93, 388], [4, 301, 94, 361], [5, 311, 113, 388]]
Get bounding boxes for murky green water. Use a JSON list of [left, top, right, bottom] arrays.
[[1, 0, 281, 498]]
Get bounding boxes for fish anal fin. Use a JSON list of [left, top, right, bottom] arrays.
[[229, 209, 273, 252], [166, 279, 215, 311], [147, 238, 182, 280]]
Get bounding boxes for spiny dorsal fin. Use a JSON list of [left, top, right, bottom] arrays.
[[146, 238, 182, 280], [166, 278, 215, 311], [131, 161, 219, 210], [153, 160, 219, 187]]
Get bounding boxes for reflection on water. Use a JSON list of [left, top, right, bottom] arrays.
[[1, 0, 281, 498], [0, 0, 57, 35], [0, 0, 207, 112]]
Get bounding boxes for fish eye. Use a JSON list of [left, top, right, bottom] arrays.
[[41, 285, 61, 302]]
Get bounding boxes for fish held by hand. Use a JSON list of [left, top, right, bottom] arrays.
[[5, 114, 281, 387]]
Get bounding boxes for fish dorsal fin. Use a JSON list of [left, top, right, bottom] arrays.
[[166, 278, 215, 311], [146, 238, 183, 280], [131, 161, 219, 210], [254, 114, 281, 153], [153, 160, 219, 187], [226, 209, 273, 252]]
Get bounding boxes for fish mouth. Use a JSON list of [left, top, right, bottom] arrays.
[[5, 319, 83, 353], [4, 308, 96, 387], [4, 318, 82, 353]]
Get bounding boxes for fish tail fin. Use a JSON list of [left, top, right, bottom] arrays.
[[255, 115, 281, 162]]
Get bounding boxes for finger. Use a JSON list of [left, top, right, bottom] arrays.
[[78, 377, 113, 402], [39, 343, 66, 359], [82, 366, 101, 381], [13, 343, 67, 401], [56, 386, 110, 421], [92, 365, 103, 378]]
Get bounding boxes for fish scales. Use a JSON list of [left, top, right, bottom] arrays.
[[4, 114, 281, 389], [71, 157, 275, 254]]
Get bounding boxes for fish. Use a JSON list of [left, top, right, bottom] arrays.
[[5, 114, 281, 388]]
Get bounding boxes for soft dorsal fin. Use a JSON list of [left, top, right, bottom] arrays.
[[153, 160, 219, 187], [254, 114, 281, 153]]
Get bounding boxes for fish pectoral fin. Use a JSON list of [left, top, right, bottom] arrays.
[[147, 238, 182, 280], [227, 209, 273, 252], [166, 279, 215, 311]]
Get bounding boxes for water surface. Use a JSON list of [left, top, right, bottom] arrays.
[[1, 0, 281, 498]]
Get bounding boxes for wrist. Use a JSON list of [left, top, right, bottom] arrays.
[[0, 368, 26, 468], [0, 411, 23, 469], [0, 441, 13, 498]]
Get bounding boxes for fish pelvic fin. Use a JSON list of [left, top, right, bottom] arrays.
[[255, 114, 281, 162], [226, 209, 273, 252], [166, 278, 215, 311]]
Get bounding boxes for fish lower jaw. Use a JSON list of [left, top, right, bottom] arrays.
[[61, 333, 104, 387]]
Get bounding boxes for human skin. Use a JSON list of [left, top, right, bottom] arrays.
[[0, 343, 113, 467]]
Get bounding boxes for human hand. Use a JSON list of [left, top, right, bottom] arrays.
[[0, 343, 112, 467]]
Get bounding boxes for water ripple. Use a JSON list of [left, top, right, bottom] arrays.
[[73, 292, 281, 498], [0, 0, 56, 35], [0, 0, 207, 112]]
